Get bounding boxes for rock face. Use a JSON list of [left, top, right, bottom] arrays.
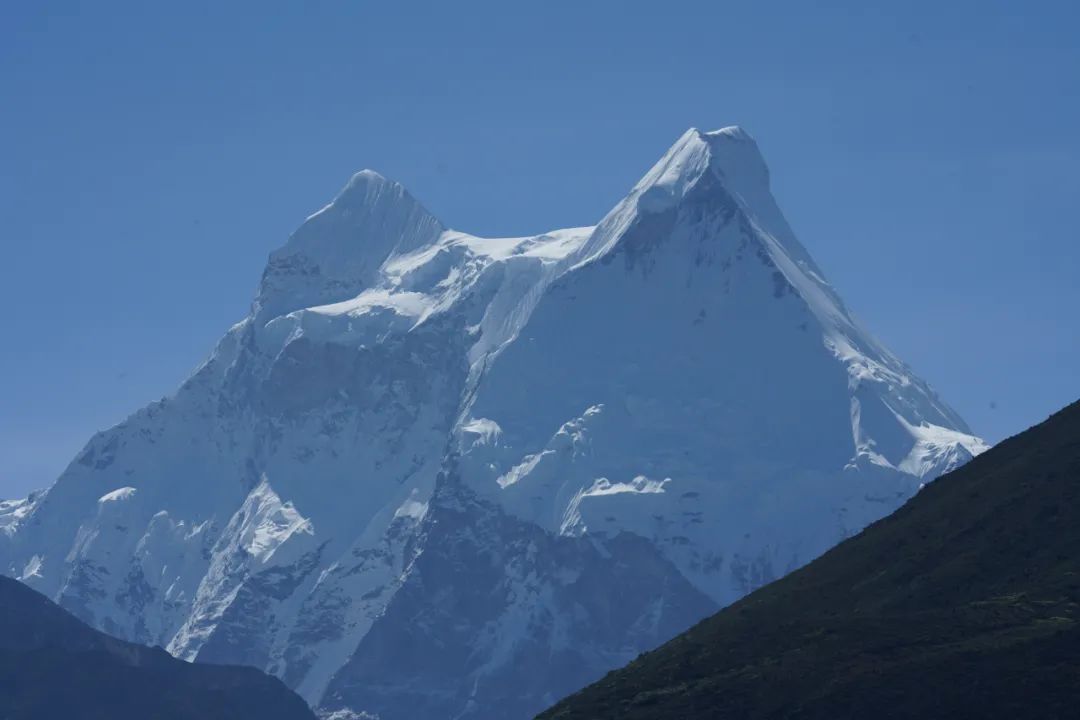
[[0, 127, 985, 719]]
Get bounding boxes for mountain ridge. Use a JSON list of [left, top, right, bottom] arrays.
[[2, 126, 985, 719]]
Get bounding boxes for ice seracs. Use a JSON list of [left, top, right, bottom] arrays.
[[0, 126, 985, 720]]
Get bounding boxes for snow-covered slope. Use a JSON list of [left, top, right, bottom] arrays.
[[0, 127, 986, 719]]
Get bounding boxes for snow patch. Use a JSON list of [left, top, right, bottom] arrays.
[[20, 554, 43, 580], [240, 477, 315, 564], [98, 487, 137, 504], [581, 476, 670, 498]]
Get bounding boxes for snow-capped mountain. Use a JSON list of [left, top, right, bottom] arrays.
[[0, 127, 986, 719]]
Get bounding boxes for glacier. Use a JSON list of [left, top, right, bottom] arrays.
[[0, 126, 986, 719]]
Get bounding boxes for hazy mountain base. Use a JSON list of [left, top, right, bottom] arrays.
[[319, 474, 717, 718]]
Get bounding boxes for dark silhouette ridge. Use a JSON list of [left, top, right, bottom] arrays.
[[0, 574, 316, 720], [541, 400, 1080, 719]]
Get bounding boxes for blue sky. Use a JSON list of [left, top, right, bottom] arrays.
[[2, 0, 1078, 498]]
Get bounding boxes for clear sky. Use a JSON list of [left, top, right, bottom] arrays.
[[2, 1, 1078, 498]]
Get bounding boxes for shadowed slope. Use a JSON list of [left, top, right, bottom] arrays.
[[541, 400, 1080, 719], [0, 575, 316, 720]]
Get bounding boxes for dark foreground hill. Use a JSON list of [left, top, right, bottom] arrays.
[[0, 574, 316, 720], [540, 400, 1080, 720]]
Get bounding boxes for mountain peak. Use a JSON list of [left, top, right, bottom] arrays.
[[698, 125, 771, 195], [702, 124, 749, 138], [577, 125, 773, 263], [625, 125, 770, 216], [333, 169, 411, 208], [254, 169, 444, 321]]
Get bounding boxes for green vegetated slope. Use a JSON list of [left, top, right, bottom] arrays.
[[541, 399, 1080, 719]]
